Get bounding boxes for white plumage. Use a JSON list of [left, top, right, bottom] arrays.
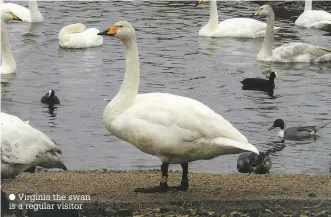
[[59, 23, 103, 49], [1, 0, 44, 23], [255, 4, 331, 62], [196, 0, 280, 38], [295, 0, 331, 29], [1, 112, 67, 179], [99, 21, 258, 192]]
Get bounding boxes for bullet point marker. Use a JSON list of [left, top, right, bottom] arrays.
[[9, 194, 15, 201]]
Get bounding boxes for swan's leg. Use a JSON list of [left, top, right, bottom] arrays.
[[174, 163, 189, 191], [134, 162, 169, 193]]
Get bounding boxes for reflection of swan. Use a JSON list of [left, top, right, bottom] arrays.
[[59, 23, 103, 48], [295, 0, 331, 29], [99, 21, 259, 193], [195, 0, 280, 38], [1, 0, 43, 22], [1, 8, 22, 74], [255, 5, 331, 62], [1, 112, 67, 179]]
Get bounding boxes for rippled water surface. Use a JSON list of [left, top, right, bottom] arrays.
[[2, 1, 331, 174]]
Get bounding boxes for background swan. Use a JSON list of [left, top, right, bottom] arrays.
[[195, 0, 280, 38], [98, 21, 259, 193], [59, 23, 103, 49], [295, 0, 331, 29], [255, 4, 331, 62], [0, 8, 22, 74], [1, 112, 67, 179], [1, 0, 43, 22]]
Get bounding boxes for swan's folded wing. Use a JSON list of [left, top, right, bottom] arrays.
[[66, 28, 103, 47], [111, 93, 249, 147], [1, 119, 59, 164]]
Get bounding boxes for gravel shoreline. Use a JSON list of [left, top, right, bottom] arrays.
[[1, 171, 330, 216]]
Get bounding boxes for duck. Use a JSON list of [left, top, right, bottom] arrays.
[[237, 142, 285, 174], [0, 8, 22, 74], [254, 4, 331, 62], [1, 0, 43, 22], [268, 119, 331, 141], [98, 21, 259, 193], [59, 23, 103, 49], [1, 112, 67, 179], [41, 89, 60, 105], [195, 0, 280, 38], [295, 0, 331, 30], [240, 71, 277, 96]]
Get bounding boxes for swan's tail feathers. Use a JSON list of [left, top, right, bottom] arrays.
[[213, 137, 259, 155], [316, 121, 331, 132]]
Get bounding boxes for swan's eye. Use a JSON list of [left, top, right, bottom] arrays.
[[119, 25, 124, 28]]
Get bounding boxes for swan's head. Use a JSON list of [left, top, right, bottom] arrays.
[[98, 21, 135, 41], [194, 0, 205, 7], [254, 4, 274, 17], [0, 8, 22, 22], [268, 119, 285, 131]]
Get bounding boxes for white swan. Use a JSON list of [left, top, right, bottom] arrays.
[[254, 4, 331, 63], [59, 23, 103, 49], [195, 0, 280, 38], [1, 112, 67, 179], [1, 0, 43, 22], [1, 8, 22, 74], [98, 21, 259, 193], [295, 0, 331, 29]]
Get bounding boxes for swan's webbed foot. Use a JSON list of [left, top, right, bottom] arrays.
[[173, 179, 189, 191]]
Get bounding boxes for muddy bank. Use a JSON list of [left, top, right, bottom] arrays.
[[2, 171, 331, 216]]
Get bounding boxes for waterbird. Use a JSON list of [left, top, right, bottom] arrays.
[[268, 119, 331, 141], [1, 112, 67, 179], [41, 89, 60, 105], [237, 142, 285, 174], [254, 4, 331, 62], [98, 21, 259, 193], [1, 0, 43, 22], [0, 8, 22, 74], [194, 0, 280, 38], [240, 71, 277, 96]]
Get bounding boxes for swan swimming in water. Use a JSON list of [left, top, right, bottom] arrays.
[[195, 0, 280, 38], [1, 0, 44, 22], [1, 8, 22, 74], [295, 0, 331, 30], [1, 112, 67, 179], [98, 21, 259, 193], [59, 23, 103, 49], [254, 4, 331, 62]]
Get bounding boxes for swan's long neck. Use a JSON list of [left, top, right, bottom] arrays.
[[257, 12, 275, 60], [104, 36, 140, 125], [304, 0, 312, 11], [207, 0, 219, 30], [29, 0, 44, 22], [1, 21, 16, 73]]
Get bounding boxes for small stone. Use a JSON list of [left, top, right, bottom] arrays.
[[190, 209, 197, 216], [308, 192, 317, 197], [208, 211, 216, 216], [292, 212, 301, 217], [153, 208, 160, 213], [104, 207, 117, 217], [118, 208, 133, 216], [265, 209, 273, 214], [314, 211, 328, 217], [160, 206, 172, 213], [230, 211, 241, 217], [300, 215, 309, 217]]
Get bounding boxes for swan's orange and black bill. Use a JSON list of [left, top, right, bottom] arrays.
[[10, 12, 22, 21], [98, 26, 119, 36], [194, 0, 204, 7]]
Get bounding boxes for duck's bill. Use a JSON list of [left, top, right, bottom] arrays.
[[268, 126, 275, 131], [194, 0, 204, 7]]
